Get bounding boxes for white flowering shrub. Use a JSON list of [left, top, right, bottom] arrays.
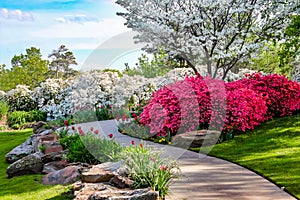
[[12, 66, 258, 120], [6, 85, 37, 112], [291, 62, 300, 82], [32, 79, 69, 120]]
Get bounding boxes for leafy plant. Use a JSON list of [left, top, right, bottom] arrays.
[[95, 105, 114, 121], [39, 145, 46, 153], [72, 109, 97, 123], [7, 111, 30, 129], [28, 110, 47, 122], [0, 100, 9, 120], [120, 142, 180, 199], [7, 110, 47, 129], [59, 129, 123, 164]]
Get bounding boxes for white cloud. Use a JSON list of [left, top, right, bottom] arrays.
[[0, 8, 34, 21], [54, 14, 100, 24]]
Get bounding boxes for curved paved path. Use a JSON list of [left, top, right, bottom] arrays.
[[78, 120, 296, 200]]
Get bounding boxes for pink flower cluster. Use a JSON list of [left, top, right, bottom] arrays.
[[140, 73, 300, 136], [237, 73, 300, 118]]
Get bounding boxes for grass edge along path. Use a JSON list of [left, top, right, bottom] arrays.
[[0, 129, 72, 200], [193, 115, 300, 199]]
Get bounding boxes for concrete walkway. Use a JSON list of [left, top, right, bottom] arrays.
[[78, 120, 296, 200]]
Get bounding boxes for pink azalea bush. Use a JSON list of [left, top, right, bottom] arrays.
[[140, 73, 300, 137], [225, 84, 267, 131], [140, 76, 226, 136], [238, 73, 300, 118]]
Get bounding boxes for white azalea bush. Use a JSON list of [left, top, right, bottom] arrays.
[[6, 85, 37, 112], [63, 70, 119, 112], [2, 67, 260, 120], [32, 79, 70, 120]]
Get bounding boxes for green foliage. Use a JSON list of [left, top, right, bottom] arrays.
[[7, 110, 46, 129], [118, 121, 151, 139], [278, 15, 300, 70], [95, 106, 114, 121], [59, 134, 99, 164], [123, 50, 182, 78], [39, 145, 46, 153], [28, 110, 47, 122], [196, 115, 300, 199], [103, 68, 123, 77], [0, 100, 9, 120], [7, 111, 30, 129], [59, 131, 123, 164], [0, 129, 72, 199], [0, 47, 49, 91], [48, 45, 78, 79], [248, 43, 292, 76], [81, 133, 124, 163], [121, 142, 180, 199], [72, 109, 97, 124]]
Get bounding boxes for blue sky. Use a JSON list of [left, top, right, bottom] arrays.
[[0, 0, 144, 71]]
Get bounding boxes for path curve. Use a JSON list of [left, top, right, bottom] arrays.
[[78, 120, 296, 200]]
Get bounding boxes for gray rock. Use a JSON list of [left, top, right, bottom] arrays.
[[109, 175, 134, 189], [6, 134, 38, 163], [41, 150, 67, 163], [42, 166, 81, 185], [171, 130, 221, 148], [42, 160, 69, 174], [7, 152, 44, 178], [82, 168, 114, 183], [73, 182, 157, 200], [39, 129, 54, 136], [94, 161, 124, 175], [32, 121, 47, 134]]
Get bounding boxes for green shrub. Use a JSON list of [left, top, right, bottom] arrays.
[[96, 106, 114, 121], [7, 110, 47, 129], [81, 133, 124, 163], [120, 142, 180, 199], [7, 111, 30, 129], [28, 110, 47, 122], [0, 100, 9, 120], [59, 134, 99, 164], [59, 131, 123, 164], [72, 109, 97, 123]]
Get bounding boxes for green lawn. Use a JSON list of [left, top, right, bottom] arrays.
[[196, 115, 300, 199], [0, 129, 72, 200]]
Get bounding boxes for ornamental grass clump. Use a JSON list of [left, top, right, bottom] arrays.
[[120, 142, 180, 199]]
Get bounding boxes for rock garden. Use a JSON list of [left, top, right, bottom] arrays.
[[0, 67, 300, 199]]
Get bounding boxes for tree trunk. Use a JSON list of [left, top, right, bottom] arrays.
[[185, 59, 199, 75]]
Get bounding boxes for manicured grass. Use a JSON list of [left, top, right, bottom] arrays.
[[194, 115, 300, 199], [0, 129, 72, 200]]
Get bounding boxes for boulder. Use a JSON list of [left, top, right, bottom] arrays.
[[171, 130, 221, 148], [109, 175, 134, 189], [73, 182, 158, 200], [42, 166, 81, 185], [42, 160, 69, 174], [38, 129, 55, 136], [82, 168, 114, 183], [44, 144, 64, 154], [6, 134, 38, 163], [32, 121, 47, 134], [7, 152, 44, 178], [92, 161, 124, 175], [41, 150, 67, 163]]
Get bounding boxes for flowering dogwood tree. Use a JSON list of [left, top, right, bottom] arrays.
[[116, 0, 299, 79]]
